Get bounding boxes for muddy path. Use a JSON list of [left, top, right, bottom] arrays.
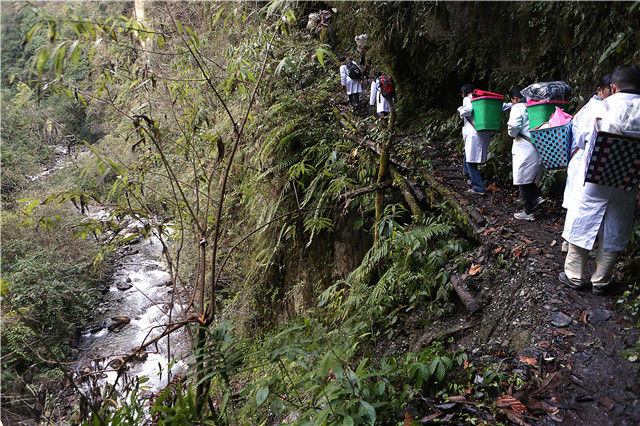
[[335, 97, 640, 424], [413, 135, 640, 424]]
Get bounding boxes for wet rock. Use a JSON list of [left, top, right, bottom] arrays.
[[89, 321, 107, 333], [116, 281, 133, 291], [108, 316, 131, 332], [551, 312, 572, 327], [587, 308, 612, 325]]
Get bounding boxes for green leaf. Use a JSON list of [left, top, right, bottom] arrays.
[[22, 21, 44, 49], [212, 7, 224, 27], [35, 49, 50, 74], [1, 278, 10, 296], [359, 400, 376, 425], [256, 386, 269, 406], [48, 20, 57, 42], [342, 416, 354, 426]]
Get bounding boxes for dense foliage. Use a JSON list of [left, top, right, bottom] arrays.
[[2, 1, 640, 424]]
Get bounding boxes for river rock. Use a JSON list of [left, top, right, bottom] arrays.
[[89, 320, 108, 333], [108, 316, 131, 332], [116, 281, 133, 291]]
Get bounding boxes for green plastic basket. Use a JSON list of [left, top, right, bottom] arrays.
[[527, 101, 569, 129], [471, 97, 503, 131]]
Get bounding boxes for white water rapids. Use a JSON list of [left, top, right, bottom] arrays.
[[73, 210, 190, 394]]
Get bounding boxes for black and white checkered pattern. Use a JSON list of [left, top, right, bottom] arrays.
[[585, 131, 640, 191], [530, 123, 572, 169]]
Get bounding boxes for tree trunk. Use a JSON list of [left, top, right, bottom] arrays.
[[374, 108, 395, 244]]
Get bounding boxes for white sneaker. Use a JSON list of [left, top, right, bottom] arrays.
[[533, 196, 546, 210], [514, 210, 535, 221]]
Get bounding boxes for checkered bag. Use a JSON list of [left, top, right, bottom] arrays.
[[585, 131, 640, 191], [529, 122, 572, 169]]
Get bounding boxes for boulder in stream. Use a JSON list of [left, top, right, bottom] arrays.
[[108, 316, 131, 332]]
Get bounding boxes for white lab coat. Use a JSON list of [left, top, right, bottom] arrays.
[[345, 74, 363, 95], [339, 64, 347, 87], [562, 92, 640, 252], [369, 79, 391, 113], [508, 102, 543, 185], [457, 95, 491, 163], [562, 96, 603, 209]]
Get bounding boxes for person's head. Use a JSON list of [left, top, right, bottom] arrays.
[[338, 55, 346, 63], [610, 64, 640, 94], [510, 86, 524, 103], [460, 84, 473, 98], [373, 71, 382, 79], [596, 74, 612, 99]]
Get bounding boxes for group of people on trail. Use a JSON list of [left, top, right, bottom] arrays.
[[458, 64, 640, 295], [339, 56, 393, 117]]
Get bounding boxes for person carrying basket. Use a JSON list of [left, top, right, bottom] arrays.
[[560, 64, 640, 294]]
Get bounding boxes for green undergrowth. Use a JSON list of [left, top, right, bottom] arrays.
[[1, 205, 106, 414]]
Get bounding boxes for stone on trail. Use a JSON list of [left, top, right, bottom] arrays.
[[551, 312, 572, 328], [587, 308, 612, 325]]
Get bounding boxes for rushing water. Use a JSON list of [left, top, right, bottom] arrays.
[[32, 144, 190, 399], [73, 210, 190, 394]]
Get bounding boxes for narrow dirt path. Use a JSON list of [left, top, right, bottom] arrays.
[[333, 92, 640, 423], [413, 135, 640, 424]]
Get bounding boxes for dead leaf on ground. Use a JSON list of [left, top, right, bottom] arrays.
[[482, 227, 496, 236], [496, 395, 529, 415], [468, 264, 483, 276], [502, 408, 531, 426], [579, 309, 589, 325], [519, 355, 538, 366], [598, 397, 615, 411], [554, 329, 575, 337], [403, 411, 413, 425], [449, 395, 470, 403], [538, 341, 551, 349], [513, 248, 525, 259], [550, 239, 557, 246], [420, 412, 442, 421], [487, 183, 500, 192], [494, 246, 504, 254]]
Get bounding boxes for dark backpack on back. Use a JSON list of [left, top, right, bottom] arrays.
[[346, 61, 362, 80], [378, 75, 395, 99]]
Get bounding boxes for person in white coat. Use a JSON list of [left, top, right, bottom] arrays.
[[338, 56, 348, 100], [507, 87, 544, 220], [560, 75, 612, 252], [563, 75, 612, 211], [457, 84, 491, 195], [345, 60, 363, 109], [369, 71, 392, 117], [560, 64, 640, 294]]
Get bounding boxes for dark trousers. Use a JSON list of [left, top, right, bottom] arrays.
[[463, 156, 485, 193], [519, 183, 539, 213], [348, 93, 360, 108]]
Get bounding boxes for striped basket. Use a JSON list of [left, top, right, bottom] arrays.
[[530, 122, 572, 169]]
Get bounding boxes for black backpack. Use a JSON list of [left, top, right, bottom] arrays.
[[346, 61, 362, 80]]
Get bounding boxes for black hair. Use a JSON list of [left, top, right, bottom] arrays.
[[460, 84, 473, 96], [510, 86, 523, 100], [373, 71, 382, 78], [611, 64, 640, 91], [597, 74, 612, 91], [338, 55, 346, 62]]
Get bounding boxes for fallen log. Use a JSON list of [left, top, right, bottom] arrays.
[[451, 275, 481, 313], [339, 181, 392, 200], [389, 166, 423, 218], [344, 132, 484, 239]]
